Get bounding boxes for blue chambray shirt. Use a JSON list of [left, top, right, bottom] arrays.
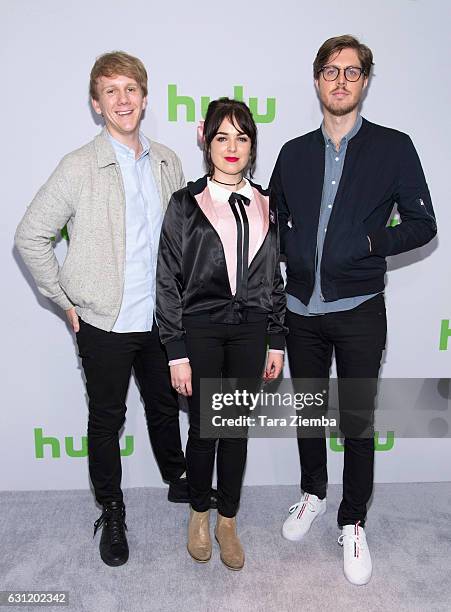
[[287, 114, 378, 316], [110, 133, 163, 332]]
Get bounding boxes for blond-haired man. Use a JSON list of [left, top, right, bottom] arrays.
[[16, 52, 192, 566]]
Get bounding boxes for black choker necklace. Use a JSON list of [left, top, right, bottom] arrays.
[[212, 177, 243, 187]]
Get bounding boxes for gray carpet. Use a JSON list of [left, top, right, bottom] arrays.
[[1, 483, 450, 612]]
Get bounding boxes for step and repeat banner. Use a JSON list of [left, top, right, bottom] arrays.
[[2, 0, 450, 491]]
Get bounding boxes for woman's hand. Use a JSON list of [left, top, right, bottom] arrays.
[[170, 363, 193, 397], [263, 351, 284, 381]]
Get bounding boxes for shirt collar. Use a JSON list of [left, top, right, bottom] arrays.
[[321, 113, 362, 147], [207, 178, 253, 203], [108, 131, 150, 161]]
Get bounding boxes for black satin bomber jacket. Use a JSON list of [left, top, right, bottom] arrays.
[[156, 175, 287, 361]]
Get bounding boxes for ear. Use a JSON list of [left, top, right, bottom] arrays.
[[91, 98, 102, 116], [362, 77, 369, 91], [314, 78, 319, 92], [142, 96, 148, 111]]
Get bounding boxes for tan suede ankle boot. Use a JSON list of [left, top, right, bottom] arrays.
[[187, 509, 211, 562], [215, 513, 245, 570]]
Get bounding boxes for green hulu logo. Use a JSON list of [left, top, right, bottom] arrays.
[[168, 84, 276, 123], [439, 320, 451, 351], [329, 431, 395, 452], [34, 428, 134, 459]]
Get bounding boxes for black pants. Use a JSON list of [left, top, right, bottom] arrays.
[[286, 294, 387, 527], [76, 319, 185, 504], [184, 317, 268, 518]]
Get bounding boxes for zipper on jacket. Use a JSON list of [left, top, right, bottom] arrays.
[[418, 197, 437, 226]]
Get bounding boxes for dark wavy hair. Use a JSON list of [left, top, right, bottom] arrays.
[[203, 98, 257, 178]]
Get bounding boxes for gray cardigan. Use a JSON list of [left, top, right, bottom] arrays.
[[15, 128, 185, 331]]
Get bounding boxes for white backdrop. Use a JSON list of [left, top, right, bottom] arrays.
[[2, 0, 450, 491]]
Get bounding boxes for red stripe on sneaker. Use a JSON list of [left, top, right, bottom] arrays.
[[296, 494, 309, 519], [355, 521, 360, 558]]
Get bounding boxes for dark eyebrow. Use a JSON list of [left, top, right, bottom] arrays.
[[324, 64, 362, 69], [216, 131, 246, 136]]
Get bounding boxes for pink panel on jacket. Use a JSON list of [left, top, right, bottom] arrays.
[[194, 186, 269, 295]]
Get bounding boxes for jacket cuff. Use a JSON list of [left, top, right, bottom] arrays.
[[268, 334, 285, 351], [165, 338, 188, 361], [168, 357, 190, 366], [55, 294, 74, 311]]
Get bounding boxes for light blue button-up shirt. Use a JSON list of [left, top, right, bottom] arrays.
[[287, 114, 378, 316], [110, 133, 163, 332]]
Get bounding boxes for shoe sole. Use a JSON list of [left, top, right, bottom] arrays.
[[282, 504, 327, 541], [344, 571, 372, 586], [215, 535, 244, 571], [187, 545, 211, 563]]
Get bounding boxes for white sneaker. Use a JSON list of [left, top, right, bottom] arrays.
[[282, 493, 326, 541], [338, 523, 372, 585]]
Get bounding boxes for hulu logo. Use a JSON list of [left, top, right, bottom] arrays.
[[34, 428, 134, 459], [168, 84, 276, 123], [330, 431, 395, 452], [439, 320, 451, 351]]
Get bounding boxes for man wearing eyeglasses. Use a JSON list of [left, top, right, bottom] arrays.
[[271, 35, 436, 585]]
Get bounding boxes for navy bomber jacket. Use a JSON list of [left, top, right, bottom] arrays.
[[270, 118, 437, 304]]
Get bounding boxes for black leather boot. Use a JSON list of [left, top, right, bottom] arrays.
[[93, 501, 129, 567], [168, 477, 218, 509], [167, 477, 190, 503]]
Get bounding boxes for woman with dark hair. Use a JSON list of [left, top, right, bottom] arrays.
[[156, 98, 286, 570]]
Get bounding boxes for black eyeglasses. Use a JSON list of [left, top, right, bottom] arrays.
[[319, 65, 365, 82]]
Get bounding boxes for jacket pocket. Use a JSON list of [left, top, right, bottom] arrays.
[[351, 231, 371, 261], [325, 225, 385, 280], [351, 226, 386, 273]]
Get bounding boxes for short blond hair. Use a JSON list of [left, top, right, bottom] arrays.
[[90, 51, 148, 100]]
